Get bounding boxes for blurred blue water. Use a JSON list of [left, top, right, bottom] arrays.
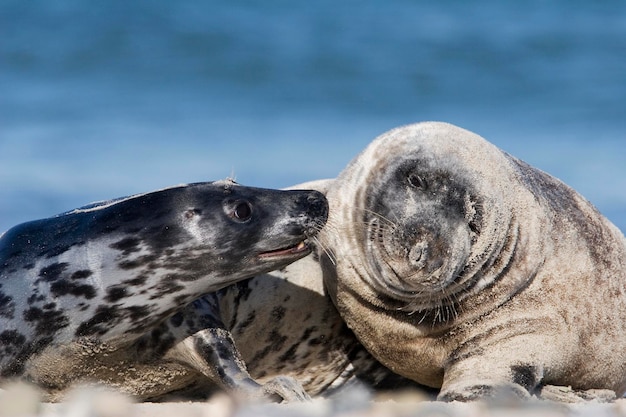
[[1, 0, 625, 232]]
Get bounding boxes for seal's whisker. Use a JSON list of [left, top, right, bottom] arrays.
[[309, 219, 328, 234], [354, 207, 399, 229], [313, 236, 337, 266], [417, 310, 429, 325]]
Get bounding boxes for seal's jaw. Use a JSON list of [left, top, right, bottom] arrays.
[[257, 240, 311, 261]]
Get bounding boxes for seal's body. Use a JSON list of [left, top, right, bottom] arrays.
[[0, 180, 328, 400], [317, 122, 626, 401]]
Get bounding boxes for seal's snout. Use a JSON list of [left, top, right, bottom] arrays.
[[306, 190, 329, 222], [297, 190, 329, 237]]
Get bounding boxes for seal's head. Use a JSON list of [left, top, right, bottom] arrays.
[[323, 122, 514, 314], [1, 179, 329, 293]]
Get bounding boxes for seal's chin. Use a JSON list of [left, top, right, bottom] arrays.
[[258, 241, 311, 260]]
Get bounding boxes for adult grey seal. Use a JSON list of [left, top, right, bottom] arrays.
[[0, 179, 328, 401], [317, 122, 626, 401]]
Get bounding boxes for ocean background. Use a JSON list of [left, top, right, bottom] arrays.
[[1, 0, 625, 233]]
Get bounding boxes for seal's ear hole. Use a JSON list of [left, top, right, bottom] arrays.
[[408, 173, 427, 190], [231, 201, 253, 222]]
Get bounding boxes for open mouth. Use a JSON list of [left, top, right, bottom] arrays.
[[258, 241, 310, 259]]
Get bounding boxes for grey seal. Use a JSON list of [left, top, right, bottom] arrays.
[[0, 179, 328, 401], [317, 122, 626, 401]]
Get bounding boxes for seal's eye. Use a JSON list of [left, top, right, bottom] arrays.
[[232, 201, 252, 222], [408, 173, 427, 190]]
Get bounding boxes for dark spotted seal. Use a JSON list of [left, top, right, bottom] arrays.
[[317, 122, 626, 401], [32, 181, 419, 402], [0, 179, 328, 401]]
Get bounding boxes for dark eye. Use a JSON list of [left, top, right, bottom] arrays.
[[408, 173, 427, 189], [232, 201, 252, 221]]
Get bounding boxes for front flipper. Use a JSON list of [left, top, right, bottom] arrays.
[[438, 356, 543, 402], [167, 327, 310, 402]]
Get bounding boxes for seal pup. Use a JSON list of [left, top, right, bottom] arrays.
[[317, 122, 626, 401], [0, 179, 328, 401]]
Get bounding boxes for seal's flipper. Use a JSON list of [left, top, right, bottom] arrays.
[[173, 327, 310, 402]]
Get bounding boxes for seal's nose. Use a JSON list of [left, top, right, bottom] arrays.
[[305, 190, 329, 225]]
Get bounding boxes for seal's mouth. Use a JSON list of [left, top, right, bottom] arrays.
[[258, 241, 310, 259]]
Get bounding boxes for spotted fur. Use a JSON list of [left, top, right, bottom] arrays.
[[0, 179, 327, 401]]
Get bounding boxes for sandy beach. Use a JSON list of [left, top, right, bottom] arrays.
[[2, 382, 626, 417]]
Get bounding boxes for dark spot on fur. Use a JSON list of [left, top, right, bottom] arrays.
[[109, 237, 141, 256], [50, 279, 97, 299], [0, 330, 26, 348], [27, 293, 46, 304], [105, 286, 129, 302], [232, 282, 252, 306], [23, 306, 69, 335], [71, 270, 93, 280], [236, 312, 256, 332], [308, 334, 327, 346], [122, 275, 148, 287], [12, 336, 55, 377], [75, 305, 120, 337], [278, 343, 299, 363], [271, 306, 286, 321], [300, 326, 318, 343], [145, 326, 177, 356], [511, 364, 539, 392], [118, 254, 159, 270], [173, 294, 189, 305], [37, 262, 69, 282], [267, 330, 287, 352], [250, 345, 272, 363], [127, 305, 151, 321], [0, 292, 15, 319]]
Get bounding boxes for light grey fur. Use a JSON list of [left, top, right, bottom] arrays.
[[317, 122, 626, 401]]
